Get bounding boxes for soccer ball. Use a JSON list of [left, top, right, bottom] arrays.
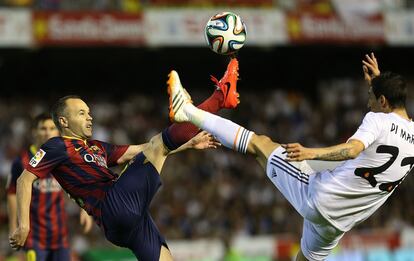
[[205, 12, 246, 55]]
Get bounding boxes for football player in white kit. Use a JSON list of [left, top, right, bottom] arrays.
[[167, 53, 414, 261]]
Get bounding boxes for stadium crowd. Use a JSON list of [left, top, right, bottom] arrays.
[[1, 76, 414, 258]]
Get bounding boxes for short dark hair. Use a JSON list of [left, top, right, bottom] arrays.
[[33, 113, 53, 130], [51, 95, 82, 132], [371, 71, 407, 109]]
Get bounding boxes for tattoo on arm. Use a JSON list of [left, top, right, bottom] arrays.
[[315, 148, 352, 161]]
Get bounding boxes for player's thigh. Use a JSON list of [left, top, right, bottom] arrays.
[[102, 156, 162, 234], [266, 146, 319, 219], [247, 134, 280, 169], [127, 213, 168, 261], [300, 219, 344, 261], [159, 245, 173, 261]]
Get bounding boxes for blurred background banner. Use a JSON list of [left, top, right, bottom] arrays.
[[23, 8, 414, 46], [0, 9, 32, 47], [33, 11, 145, 46], [385, 11, 414, 45], [167, 239, 225, 260], [287, 12, 385, 44], [2, 8, 414, 47], [145, 8, 287, 46]]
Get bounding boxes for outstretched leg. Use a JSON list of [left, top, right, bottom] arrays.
[[162, 58, 240, 151], [144, 58, 240, 173], [167, 70, 326, 261], [167, 70, 280, 171]]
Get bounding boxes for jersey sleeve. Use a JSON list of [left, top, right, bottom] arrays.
[[96, 140, 129, 167], [26, 137, 67, 179], [348, 112, 383, 149], [5, 157, 23, 194]]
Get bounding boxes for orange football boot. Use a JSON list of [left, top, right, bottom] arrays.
[[210, 58, 240, 109]]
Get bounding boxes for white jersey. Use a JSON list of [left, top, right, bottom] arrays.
[[310, 112, 414, 232]]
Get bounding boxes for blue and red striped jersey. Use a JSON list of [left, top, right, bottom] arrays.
[[26, 136, 129, 227], [6, 145, 69, 250]]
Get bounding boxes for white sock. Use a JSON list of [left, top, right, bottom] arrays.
[[184, 104, 254, 153]]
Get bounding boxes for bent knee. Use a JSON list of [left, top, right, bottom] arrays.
[[248, 134, 279, 158], [254, 135, 273, 147], [142, 134, 168, 173]]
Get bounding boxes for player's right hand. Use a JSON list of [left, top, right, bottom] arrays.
[[362, 52, 380, 86], [9, 226, 29, 250], [282, 143, 314, 162], [190, 131, 221, 150]]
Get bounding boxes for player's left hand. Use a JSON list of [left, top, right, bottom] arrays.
[[79, 209, 93, 234], [282, 143, 314, 161], [190, 131, 221, 150], [362, 52, 380, 86], [9, 226, 29, 250]]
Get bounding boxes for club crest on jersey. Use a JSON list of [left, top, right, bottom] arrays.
[[90, 145, 101, 152], [29, 149, 46, 167]]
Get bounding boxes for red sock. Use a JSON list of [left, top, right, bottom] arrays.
[[163, 90, 223, 149]]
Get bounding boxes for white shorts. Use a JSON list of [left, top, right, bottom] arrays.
[[266, 147, 344, 261]]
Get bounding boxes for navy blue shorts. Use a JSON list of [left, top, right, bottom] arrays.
[[25, 248, 70, 261], [101, 153, 167, 261]]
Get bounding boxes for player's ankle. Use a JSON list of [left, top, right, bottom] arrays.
[[183, 103, 196, 117]]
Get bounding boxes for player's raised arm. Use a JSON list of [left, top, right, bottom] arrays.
[[117, 131, 220, 164], [169, 131, 221, 155], [283, 139, 365, 162], [116, 143, 148, 165], [9, 169, 38, 250], [362, 52, 380, 86]]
